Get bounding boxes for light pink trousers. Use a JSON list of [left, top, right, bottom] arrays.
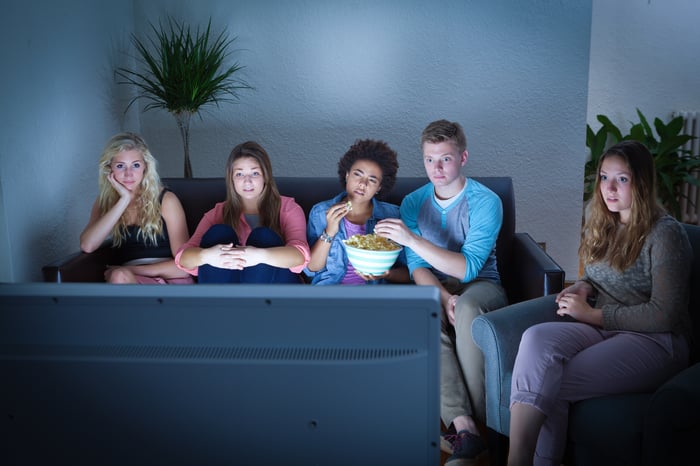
[[510, 321, 689, 466]]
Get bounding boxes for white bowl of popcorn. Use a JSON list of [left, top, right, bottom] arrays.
[[342, 233, 402, 276]]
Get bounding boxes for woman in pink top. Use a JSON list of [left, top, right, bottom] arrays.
[[176, 141, 310, 283]]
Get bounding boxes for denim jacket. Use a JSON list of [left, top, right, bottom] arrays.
[[304, 192, 406, 285]]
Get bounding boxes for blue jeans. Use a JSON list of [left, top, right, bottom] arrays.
[[198, 224, 302, 284]]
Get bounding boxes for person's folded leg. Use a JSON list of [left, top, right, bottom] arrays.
[[198, 224, 242, 283], [242, 227, 302, 284]]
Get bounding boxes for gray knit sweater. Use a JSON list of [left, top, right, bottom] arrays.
[[582, 215, 693, 344]]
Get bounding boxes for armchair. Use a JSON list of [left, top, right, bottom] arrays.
[[472, 223, 700, 466]]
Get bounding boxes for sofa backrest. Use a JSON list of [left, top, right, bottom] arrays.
[[162, 176, 515, 278]]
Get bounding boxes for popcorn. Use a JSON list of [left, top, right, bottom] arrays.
[[344, 233, 400, 251]]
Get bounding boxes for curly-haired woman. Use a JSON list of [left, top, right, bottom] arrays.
[[305, 138, 409, 285]]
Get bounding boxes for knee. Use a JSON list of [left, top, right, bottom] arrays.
[[106, 267, 134, 284], [519, 324, 563, 357], [452, 300, 481, 339], [522, 324, 542, 343], [520, 325, 546, 349], [523, 322, 558, 343], [247, 227, 283, 247], [454, 294, 482, 322], [201, 224, 238, 248]]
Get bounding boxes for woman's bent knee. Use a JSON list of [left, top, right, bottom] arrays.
[[106, 267, 136, 284]]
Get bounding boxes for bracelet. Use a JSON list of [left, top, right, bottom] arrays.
[[320, 230, 334, 243]]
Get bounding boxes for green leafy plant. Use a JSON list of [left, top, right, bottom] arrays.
[[116, 17, 253, 178], [585, 108, 700, 218]]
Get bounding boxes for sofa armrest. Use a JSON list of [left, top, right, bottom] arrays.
[[506, 232, 565, 303], [471, 294, 562, 435], [42, 247, 116, 282]]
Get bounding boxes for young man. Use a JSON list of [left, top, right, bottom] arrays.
[[375, 119, 508, 465]]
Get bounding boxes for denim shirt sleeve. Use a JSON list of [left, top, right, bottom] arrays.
[[305, 195, 404, 285], [304, 193, 348, 283]]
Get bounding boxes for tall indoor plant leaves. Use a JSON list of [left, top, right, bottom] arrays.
[[116, 17, 253, 178], [585, 109, 700, 219]]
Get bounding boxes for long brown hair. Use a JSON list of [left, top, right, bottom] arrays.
[[579, 140, 665, 271], [222, 141, 282, 236]]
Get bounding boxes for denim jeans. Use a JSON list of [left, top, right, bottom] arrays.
[[198, 224, 302, 284]]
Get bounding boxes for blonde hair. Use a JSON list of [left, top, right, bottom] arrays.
[[579, 140, 665, 271], [223, 141, 282, 236], [97, 132, 164, 247]]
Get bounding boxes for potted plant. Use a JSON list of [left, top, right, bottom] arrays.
[[116, 17, 253, 178], [585, 108, 700, 219]]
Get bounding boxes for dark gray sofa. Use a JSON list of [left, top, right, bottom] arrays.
[[42, 176, 565, 304], [472, 222, 700, 466]]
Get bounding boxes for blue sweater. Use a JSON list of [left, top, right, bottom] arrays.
[[399, 179, 502, 283]]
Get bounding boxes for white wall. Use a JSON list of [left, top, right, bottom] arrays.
[[9, 0, 695, 282], [587, 0, 700, 130], [0, 0, 138, 282], [0, 169, 10, 281]]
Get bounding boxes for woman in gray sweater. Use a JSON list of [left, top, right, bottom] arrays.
[[507, 140, 693, 466]]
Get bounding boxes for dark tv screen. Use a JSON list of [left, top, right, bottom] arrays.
[[0, 283, 441, 466]]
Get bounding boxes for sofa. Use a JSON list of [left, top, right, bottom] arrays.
[[471, 222, 700, 466], [42, 176, 565, 303]]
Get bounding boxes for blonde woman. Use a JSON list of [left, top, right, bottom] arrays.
[[80, 132, 193, 284]]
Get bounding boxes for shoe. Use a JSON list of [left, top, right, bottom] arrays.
[[443, 430, 487, 466], [440, 432, 456, 454]]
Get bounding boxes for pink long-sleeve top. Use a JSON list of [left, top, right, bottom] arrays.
[[175, 196, 311, 276]]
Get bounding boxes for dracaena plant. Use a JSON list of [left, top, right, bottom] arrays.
[[585, 108, 700, 219], [116, 16, 253, 178]]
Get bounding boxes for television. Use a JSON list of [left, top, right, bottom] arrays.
[[0, 283, 441, 466]]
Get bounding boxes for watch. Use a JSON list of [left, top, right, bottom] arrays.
[[320, 230, 334, 243]]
